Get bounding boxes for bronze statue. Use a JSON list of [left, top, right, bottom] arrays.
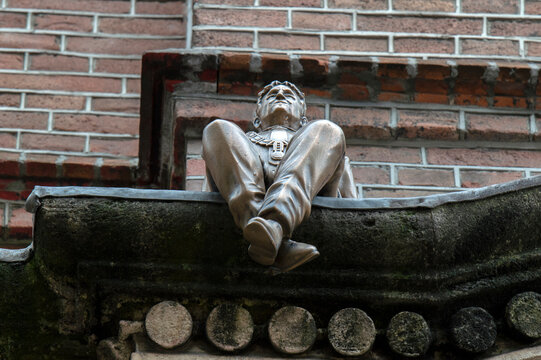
[[202, 81, 356, 273]]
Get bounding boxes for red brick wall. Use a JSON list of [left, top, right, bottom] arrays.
[[0, 0, 185, 247]]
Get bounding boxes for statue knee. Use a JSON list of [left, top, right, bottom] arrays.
[[203, 119, 234, 139], [305, 120, 345, 146]]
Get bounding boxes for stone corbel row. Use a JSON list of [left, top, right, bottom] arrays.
[[97, 291, 541, 359]]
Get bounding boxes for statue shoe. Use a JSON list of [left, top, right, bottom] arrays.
[[244, 217, 283, 266], [270, 239, 319, 274]]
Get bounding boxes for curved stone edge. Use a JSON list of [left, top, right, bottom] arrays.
[[0, 243, 33, 263], [24, 175, 541, 214]]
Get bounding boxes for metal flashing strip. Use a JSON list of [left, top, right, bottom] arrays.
[[25, 175, 541, 213]]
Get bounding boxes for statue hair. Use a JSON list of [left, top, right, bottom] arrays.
[[253, 81, 307, 129]]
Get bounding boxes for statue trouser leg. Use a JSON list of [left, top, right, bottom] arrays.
[[257, 120, 346, 237], [202, 120, 265, 230]]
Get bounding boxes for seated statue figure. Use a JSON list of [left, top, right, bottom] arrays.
[[202, 81, 356, 273]]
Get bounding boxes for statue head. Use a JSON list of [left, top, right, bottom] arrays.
[[254, 81, 307, 131]]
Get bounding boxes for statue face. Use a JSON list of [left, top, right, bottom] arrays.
[[257, 85, 304, 130]]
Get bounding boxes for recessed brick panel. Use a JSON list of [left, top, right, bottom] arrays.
[[466, 113, 529, 141], [397, 110, 459, 140], [176, 98, 254, 122], [331, 107, 392, 139], [329, 0, 387, 9], [30, 54, 89, 72], [21, 133, 86, 152], [461, 170, 523, 188], [462, 0, 519, 13], [398, 168, 455, 187], [194, 8, 287, 27], [357, 15, 483, 35], [259, 33, 320, 51], [292, 11, 352, 31], [325, 36, 387, 52], [33, 13, 94, 32], [54, 114, 139, 135], [0, 111, 48, 130], [186, 158, 206, 176], [346, 146, 422, 163], [461, 39, 519, 56], [193, 30, 253, 48], [99, 17, 185, 36]]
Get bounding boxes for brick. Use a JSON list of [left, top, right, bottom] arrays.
[[351, 166, 390, 184], [0, 93, 21, 107], [393, 0, 455, 11], [194, 8, 287, 27], [490, 20, 541, 37], [25, 94, 86, 110], [363, 188, 447, 198], [416, 63, 452, 80], [415, 79, 448, 95], [7, 0, 131, 13], [186, 158, 206, 176], [66, 37, 184, 56], [397, 110, 459, 140], [0, 133, 17, 149], [526, 42, 541, 57], [34, 13, 93, 32], [414, 93, 449, 104], [331, 107, 392, 139], [24, 153, 58, 178], [329, 0, 387, 9], [306, 106, 325, 120], [454, 94, 489, 107], [292, 11, 352, 31], [325, 36, 387, 52], [62, 156, 97, 180], [54, 114, 139, 135], [462, 0, 519, 13], [398, 168, 455, 187], [534, 116, 541, 140], [94, 58, 141, 74], [1, 73, 121, 93], [460, 170, 523, 188], [0, 53, 24, 70], [427, 148, 541, 167], [99, 17, 185, 36], [126, 79, 141, 94], [0, 205, 3, 230], [0, 33, 59, 50], [195, 0, 252, 4], [346, 146, 421, 163], [100, 158, 134, 182], [92, 98, 139, 114], [8, 207, 32, 239], [0, 111, 48, 130], [90, 138, 138, 157], [0, 178, 25, 200], [21, 133, 86, 152], [186, 179, 204, 191], [193, 30, 253, 48], [394, 38, 454, 54], [525, 0, 541, 14], [0, 12, 27, 28], [357, 15, 483, 35], [260, 0, 321, 6], [30, 54, 89, 72], [493, 96, 528, 108], [136, 0, 185, 14], [259, 33, 320, 50], [467, 113, 529, 141], [0, 151, 20, 176], [461, 39, 519, 56], [176, 98, 254, 122]]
